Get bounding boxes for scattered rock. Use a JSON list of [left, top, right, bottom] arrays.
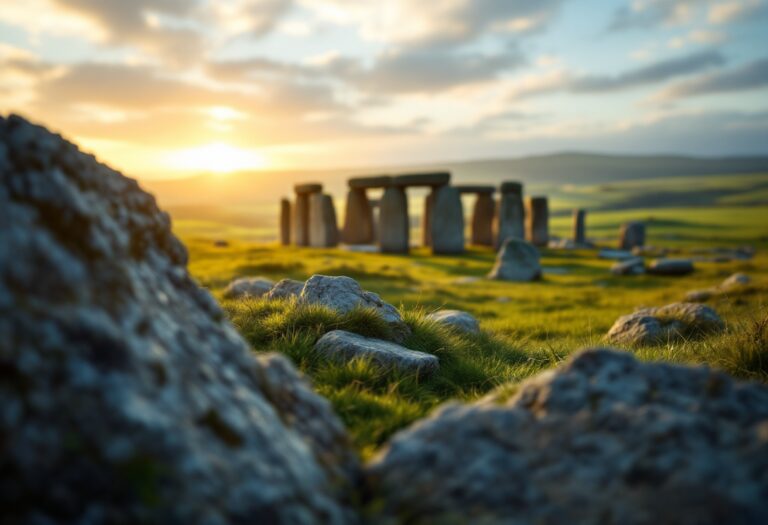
[[611, 257, 645, 276], [685, 273, 752, 302], [367, 349, 768, 525], [606, 302, 724, 346], [488, 238, 541, 281], [722, 272, 751, 288], [213, 239, 229, 247], [631, 245, 666, 257], [223, 276, 274, 299], [314, 330, 438, 377], [266, 278, 305, 300], [619, 221, 646, 250], [453, 276, 481, 284], [299, 275, 411, 343], [426, 309, 480, 335], [647, 258, 694, 276], [0, 115, 358, 523], [685, 289, 714, 302], [598, 248, 635, 260]]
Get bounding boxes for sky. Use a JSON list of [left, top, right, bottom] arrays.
[[1, 0, 767, 179]]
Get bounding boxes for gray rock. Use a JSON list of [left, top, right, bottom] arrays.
[[299, 275, 411, 343], [223, 276, 274, 299], [611, 257, 645, 276], [309, 193, 339, 248], [488, 238, 541, 281], [426, 309, 480, 335], [279, 197, 291, 246], [314, 330, 438, 377], [378, 186, 409, 254], [367, 348, 768, 525], [496, 189, 525, 247], [470, 192, 495, 246], [606, 302, 724, 346], [430, 186, 464, 255], [0, 115, 358, 524], [525, 196, 549, 247], [266, 278, 305, 300], [722, 272, 751, 288], [599, 248, 635, 260], [685, 289, 714, 302], [619, 221, 645, 250], [648, 258, 695, 276]]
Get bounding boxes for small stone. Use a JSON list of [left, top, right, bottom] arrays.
[[223, 277, 274, 299], [606, 302, 723, 346], [213, 239, 229, 248], [648, 258, 694, 276], [611, 257, 645, 276], [426, 310, 480, 335], [314, 330, 438, 377], [599, 249, 635, 260], [685, 289, 713, 302], [721, 273, 751, 288], [266, 279, 305, 300], [488, 238, 541, 282]]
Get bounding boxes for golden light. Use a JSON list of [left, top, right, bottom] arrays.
[[164, 142, 269, 174]]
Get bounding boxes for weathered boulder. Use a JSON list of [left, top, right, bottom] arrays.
[[606, 302, 724, 346], [425, 309, 480, 335], [223, 276, 274, 299], [619, 221, 645, 250], [686, 273, 752, 302], [299, 275, 411, 343], [722, 272, 751, 288], [488, 238, 541, 281], [611, 257, 645, 276], [0, 115, 359, 524], [685, 289, 714, 302], [309, 193, 339, 248], [648, 258, 695, 276], [367, 348, 768, 525], [314, 330, 438, 377], [267, 278, 305, 300]]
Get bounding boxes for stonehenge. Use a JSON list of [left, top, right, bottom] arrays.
[[525, 196, 549, 247]]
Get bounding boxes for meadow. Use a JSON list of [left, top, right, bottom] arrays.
[[172, 174, 768, 458]]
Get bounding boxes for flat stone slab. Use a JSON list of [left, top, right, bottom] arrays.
[[392, 172, 450, 187], [426, 310, 480, 335], [349, 175, 392, 189], [647, 258, 694, 276], [598, 249, 635, 260], [314, 330, 439, 377], [500, 181, 523, 194], [454, 185, 495, 194], [611, 257, 645, 276], [294, 183, 323, 194]]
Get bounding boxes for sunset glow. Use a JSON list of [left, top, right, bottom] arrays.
[[165, 143, 269, 174]]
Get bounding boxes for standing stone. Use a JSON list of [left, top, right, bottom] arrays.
[[525, 196, 549, 247], [431, 186, 464, 255], [309, 193, 339, 248], [572, 209, 586, 245], [280, 198, 291, 246], [619, 221, 646, 250], [379, 186, 409, 254], [292, 184, 321, 246], [422, 191, 435, 247], [471, 193, 495, 246], [342, 188, 374, 244], [488, 238, 542, 281], [496, 182, 524, 247]]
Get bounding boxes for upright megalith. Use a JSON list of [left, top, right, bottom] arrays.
[[430, 186, 465, 255], [343, 175, 390, 245], [495, 181, 524, 247], [572, 208, 586, 245], [280, 197, 291, 245], [525, 196, 549, 247], [456, 185, 495, 247], [390, 172, 450, 248], [379, 185, 409, 254], [619, 221, 646, 250], [309, 193, 339, 248], [292, 183, 322, 246]]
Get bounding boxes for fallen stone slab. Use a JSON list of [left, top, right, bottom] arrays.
[[314, 330, 438, 377], [606, 302, 723, 346], [223, 276, 275, 299], [299, 275, 411, 343], [488, 238, 541, 281], [348, 175, 392, 189], [426, 309, 480, 335], [392, 172, 450, 187], [599, 248, 635, 260], [266, 278, 305, 300], [367, 348, 768, 525], [611, 257, 645, 276], [648, 258, 695, 276]]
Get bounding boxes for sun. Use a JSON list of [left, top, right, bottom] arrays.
[[165, 142, 268, 174]]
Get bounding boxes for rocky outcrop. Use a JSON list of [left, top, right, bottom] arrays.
[[0, 115, 358, 524], [488, 238, 541, 281], [223, 276, 274, 299], [425, 309, 480, 335], [606, 302, 724, 346], [314, 330, 438, 377], [299, 275, 411, 343], [367, 349, 768, 525]]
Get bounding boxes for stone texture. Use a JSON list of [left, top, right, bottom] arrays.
[[342, 188, 374, 244], [0, 115, 358, 524], [266, 279, 305, 300], [430, 186, 465, 255], [611, 257, 645, 276], [378, 186, 409, 254], [606, 302, 724, 346], [488, 238, 542, 281], [572, 208, 586, 244], [309, 193, 339, 248], [294, 182, 323, 194], [299, 275, 411, 343], [471, 192, 495, 246], [648, 258, 695, 276], [280, 197, 291, 246], [367, 348, 768, 525], [495, 190, 524, 247], [525, 196, 549, 247], [426, 310, 480, 335], [619, 221, 646, 250], [500, 181, 523, 194], [314, 330, 438, 377], [223, 276, 275, 299], [392, 172, 450, 187], [292, 192, 310, 246], [348, 175, 392, 189]]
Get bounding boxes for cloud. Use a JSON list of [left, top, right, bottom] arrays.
[[659, 57, 768, 99], [708, 0, 767, 24], [207, 0, 295, 38], [608, 0, 698, 31]]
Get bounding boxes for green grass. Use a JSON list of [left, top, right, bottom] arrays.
[[176, 195, 768, 458]]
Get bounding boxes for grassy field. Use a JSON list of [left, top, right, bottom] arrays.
[[175, 198, 768, 458]]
